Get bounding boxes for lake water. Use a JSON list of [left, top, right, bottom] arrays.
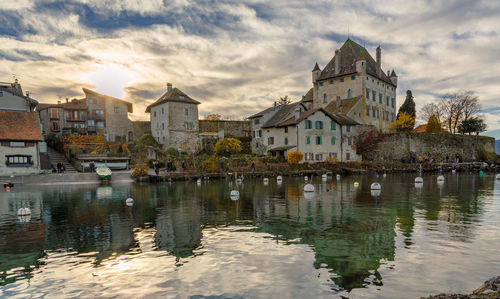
[[0, 174, 499, 298]]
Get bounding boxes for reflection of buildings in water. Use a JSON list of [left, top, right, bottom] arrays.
[[154, 201, 202, 257], [109, 213, 138, 253], [254, 177, 396, 292]]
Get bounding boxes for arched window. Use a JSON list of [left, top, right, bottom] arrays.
[[323, 93, 328, 103], [347, 89, 352, 99]]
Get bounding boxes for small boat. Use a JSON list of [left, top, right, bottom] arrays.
[[96, 167, 112, 180]]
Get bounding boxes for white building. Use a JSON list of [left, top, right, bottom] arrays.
[[249, 102, 360, 162], [146, 83, 200, 150]]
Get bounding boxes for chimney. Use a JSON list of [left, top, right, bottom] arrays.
[[167, 82, 172, 92], [66, 97, 69, 104], [376, 46, 381, 68], [273, 101, 277, 110], [57, 100, 61, 104], [26, 91, 29, 98], [334, 49, 340, 75]]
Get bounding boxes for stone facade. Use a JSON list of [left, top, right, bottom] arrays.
[[199, 119, 251, 137], [147, 84, 200, 150], [311, 39, 397, 132], [38, 99, 87, 136], [131, 121, 151, 141], [0, 141, 40, 175], [367, 133, 495, 162]]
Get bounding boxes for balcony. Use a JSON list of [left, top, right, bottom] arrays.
[[66, 118, 86, 122]]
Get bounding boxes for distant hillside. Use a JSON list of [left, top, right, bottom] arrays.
[[496, 140, 500, 154]]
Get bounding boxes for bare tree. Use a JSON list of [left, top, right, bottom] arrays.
[[438, 91, 481, 134], [459, 92, 480, 121], [421, 103, 442, 123]]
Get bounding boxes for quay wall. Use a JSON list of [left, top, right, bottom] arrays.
[[367, 133, 495, 162]]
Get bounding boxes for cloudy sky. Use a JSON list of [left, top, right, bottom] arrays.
[[1, 1, 500, 137]]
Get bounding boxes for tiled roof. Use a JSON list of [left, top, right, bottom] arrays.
[[146, 87, 200, 112], [37, 98, 87, 111], [272, 107, 358, 128], [0, 111, 42, 141], [324, 96, 362, 115], [302, 88, 313, 102], [83, 88, 133, 113], [248, 106, 275, 119], [318, 39, 395, 86], [262, 102, 304, 129]]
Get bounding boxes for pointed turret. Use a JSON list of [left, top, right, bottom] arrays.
[[312, 62, 321, 83], [390, 69, 397, 86]]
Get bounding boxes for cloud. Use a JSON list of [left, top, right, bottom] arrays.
[[0, 0, 499, 136]]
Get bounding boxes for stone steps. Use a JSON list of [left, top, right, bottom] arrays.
[[47, 147, 78, 173]]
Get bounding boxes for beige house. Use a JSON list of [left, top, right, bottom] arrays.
[[146, 83, 200, 150], [38, 98, 88, 136], [250, 102, 360, 162], [0, 80, 38, 112], [311, 39, 397, 131]]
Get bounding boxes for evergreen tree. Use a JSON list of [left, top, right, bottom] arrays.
[[397, 90, 416, 119], [458, 117, 487, 135], [425, 115, 442, 133]]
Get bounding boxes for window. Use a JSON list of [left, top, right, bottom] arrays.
[[346, 152, 351, 161], [79, 123, 85, 128], [162, 123, 165, 130], [331, 136, 336, 145], [51, 120, 59, 131], [379, 94, 382, 104], [10, 142, 25, 147], [186, 122, 193, 130], [6, 155, 32, 166], [284, 127, 288, 133], [185, 108, 189, 116], [366, 88, 370, 99], [331, 121, 336, 130], [340, 78, 344, 82], [163, 136, 165, 142], [316, 136, 322, 145], [329, 152, 337, 158], [386, 96, 390, 105], [305, 120, 312, 129], [306, 136, 310, 145], [88, 120, 95, 126], [268, 137, 274, 145], [50, 108, 58, 118], [315, 153, 323, 160], [0, 91, 3, 96], [351, 76, 356, 80], [346, 125, 351, 132], [329, 80, 334, 84], [391, 113, 395, 122], [366, 106, 370, 116], [392, 98, 395, 108], [347, 89, 352, 98], [254, 119, 260, 125], [377, 109, 379, 119], [257, 130, 262, 138], [162, 107, 164, 115], [97, 121, 104, 127], [323, 93, 328, 103], [252, 131, 255, 138], [284, 137, 288, 145], [114, 107, 120, 113], [88, 98, 93, 104], [348, 137, 352, 145], [315, 121, 323, 129], [372, 107, 376, 117], [305, 153, 313, 160], [154, 111, 157, 118], [319, 82, 323, 86], [372, 91, 376, 101], [95, 110, 104, 116]]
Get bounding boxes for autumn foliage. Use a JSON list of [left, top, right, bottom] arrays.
[[214, 138, 242, 156], [287, 151, 304, 163], [388, 112, 415, 132], [425, 115, 442, 133], [354, 130, 387, 156]]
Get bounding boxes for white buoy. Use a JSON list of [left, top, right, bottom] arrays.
[[125, 198, 134, 206], [437, 181, 445, 189], [371, 189, 381, 197], [415, 177, 423, 183], [236, 178, 242, 184], [336, 174, 340, 180], [437, 175, 445, 182], [370, 182, 381, 190], [197, 178, 202, 183], [230, 190, 240, 201], [322, 174, 327, 180], [304, 176, 308, 182], [383, 173, 387, 178], [354, 182, 359, 187], [263, 178, 269, 185], [303, 191, 315, 200], [415, 182, 423, 188], [452, 169, 456, 174], [495, 174, 500, 180], [17, 203, 31, 216], [304, 184, 315, 192], [277, 176, 283, 184], [18, 215, 31, 223]]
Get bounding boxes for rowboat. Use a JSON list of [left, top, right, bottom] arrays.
[[96, 167, 112, 180]]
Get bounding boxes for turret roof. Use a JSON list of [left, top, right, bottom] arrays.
[[145, 87, 200, 113]]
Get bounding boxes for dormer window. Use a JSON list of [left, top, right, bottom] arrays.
[[179, 95, 185, 99]]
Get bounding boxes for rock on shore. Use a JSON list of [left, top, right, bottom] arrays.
[[421, 276, 500, 299]]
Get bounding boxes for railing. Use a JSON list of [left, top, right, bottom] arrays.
[[66, 118, 86, 122]]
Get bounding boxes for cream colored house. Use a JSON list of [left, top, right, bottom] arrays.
[[251, 102, 360, 162], [311, 39, 397, 131], [146, 83, 200, 151]]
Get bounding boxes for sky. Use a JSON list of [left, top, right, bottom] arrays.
[[1, 0, 500, 138]]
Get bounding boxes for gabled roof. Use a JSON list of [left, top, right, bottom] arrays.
[[145, 87, 200, 113], [324, 96, 362, 115], [302, 88, 313, 102], [248, 106, 276, 119], [37, 98, 87, 111], [83, 88, 133, 113], [267, 107, 358, 128], [262, 102, 306, 129], [0, 111, 42, 141], [318, 39, 395, 86]]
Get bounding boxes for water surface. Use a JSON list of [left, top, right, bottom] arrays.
[[0, 174, 499, 298]]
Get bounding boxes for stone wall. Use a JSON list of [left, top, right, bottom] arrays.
[[199, 120, 251, 137], [366, 132, 495, 162], [131, 121, 150, 141]]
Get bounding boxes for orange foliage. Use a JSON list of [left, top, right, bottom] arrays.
[[62, 134, 107, 151]]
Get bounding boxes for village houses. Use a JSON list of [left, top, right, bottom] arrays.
[[0, 80, 45, 175]]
